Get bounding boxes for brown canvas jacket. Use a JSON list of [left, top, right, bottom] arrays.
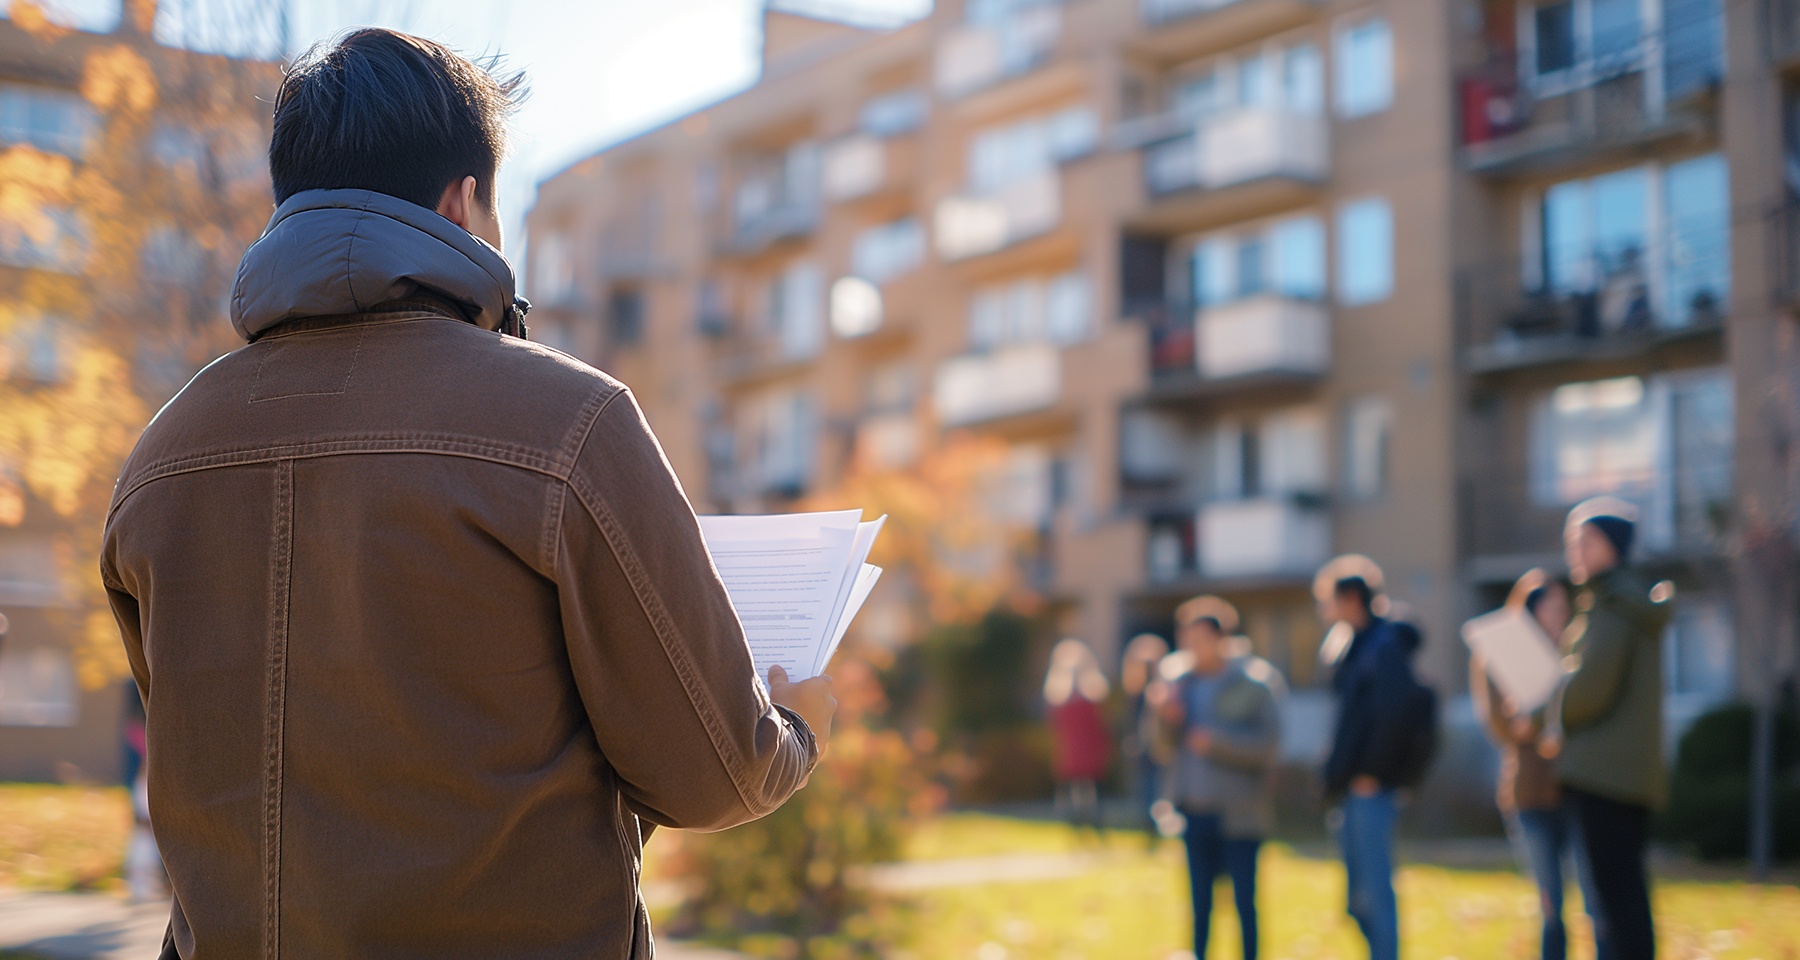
[[100, 190, 818, 959]]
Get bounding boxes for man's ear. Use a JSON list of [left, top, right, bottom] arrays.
[[436, 176, 479, 230]]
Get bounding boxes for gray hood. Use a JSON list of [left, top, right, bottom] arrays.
[[230, 188, 517, 341]]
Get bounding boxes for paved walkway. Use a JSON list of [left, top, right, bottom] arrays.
[[0, 890, 745, 959]]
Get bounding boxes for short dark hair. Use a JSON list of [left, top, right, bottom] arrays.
[[1333, 576, 1374, 612], [270, 29, 524, 209]]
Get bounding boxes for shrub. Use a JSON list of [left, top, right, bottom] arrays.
[[1658, 702, 1800, 861], [670, 657, 942, 958]]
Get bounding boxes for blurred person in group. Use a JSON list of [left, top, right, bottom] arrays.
[[120, 680, 165, 902], [1316, 556, 1437, 960], [1045, 638, 1111, 838], [100, 30, 833, 958], [1531, 499, 1672, 960], [1153, 596, 1284, 960], [1472, 569, 1586, 960], [1121, 632, 1172, 842]]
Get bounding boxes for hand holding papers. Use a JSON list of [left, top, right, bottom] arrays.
[[1460, 607, 1562, 714], [699, 510, 886, 682]]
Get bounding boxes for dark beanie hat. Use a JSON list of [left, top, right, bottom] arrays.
[[1583, 514, 1635, 563]]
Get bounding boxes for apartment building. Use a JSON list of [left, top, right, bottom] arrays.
[[0, 11, 277, 780], [531, 0, 1786, 720]]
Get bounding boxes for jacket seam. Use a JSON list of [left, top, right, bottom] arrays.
[[342, 196, 371, 311], [565, 457, 764, 816], [261, 460, 295, 960], [546, 388, 619, 577], [109, 437, 578, 520]]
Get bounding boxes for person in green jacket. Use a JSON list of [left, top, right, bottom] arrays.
[[1536, 497, 1673, 960]]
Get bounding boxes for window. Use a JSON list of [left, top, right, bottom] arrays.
[[1529, 368, 1732, 551], [1336, 198, 1394, 305], [0, 84, 95, 157], [766, 261, 824, 359], [531, 231, 574, 306], [1665, 596, 1735, 700], [1205, 407, 1326, 500], [968, 271, 1092, 350], [0, 646, 77, 728], [1526, 0, 1650, 87], [1172, 41, 1323, 119], [1536, 155, 1729, 329], [1187, 214, 1326, 306], [607, 289, 644, 347], [859, 88, 928, 137], [851, 218, 926, 284], [1334, 18, 1394, 118], [0, 313, 63, 383], [1344, 396, 1394, 499], [1534, 2, 1577, 74], [968, 106, 1097, 194], [748, 390, 817, 496]]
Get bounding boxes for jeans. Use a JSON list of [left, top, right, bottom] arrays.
[[1182, 812, 1260, 960], [1337, 791, 1399, 960], [1509, 809, 1571, 960], [1566, 787, 1655, 960]]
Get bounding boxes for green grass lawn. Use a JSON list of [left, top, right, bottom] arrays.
[[6, 784, 1794, 960], [890, 816, 1800, 960]]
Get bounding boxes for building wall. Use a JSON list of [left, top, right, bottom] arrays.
[[531, 0, 1774, 711]]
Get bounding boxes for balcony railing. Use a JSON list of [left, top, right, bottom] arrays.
[[1140, 107, 1328, 197], [933, 341, 1061, 427], [1146, 296, 1329, 384], [728, 201, 819, 255], [1459, 24, 1720, 172], [1458, 252, 1727, 371], [1463, 471, 1732, 565], [934, 4, 1062, 101], [934, 172, 1061, 261], [822, 134, 915, 203], [1199, 497, 1331, 579]]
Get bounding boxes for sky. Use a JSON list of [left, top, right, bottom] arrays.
[[8, 0, 932, 255]]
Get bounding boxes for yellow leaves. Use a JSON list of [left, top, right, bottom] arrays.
[[0, 341, 146, 519], [7, 1, 70, 41], [78, 608, 129, 691], [0, 145, 75, 251], [81, 46, 158, 116]]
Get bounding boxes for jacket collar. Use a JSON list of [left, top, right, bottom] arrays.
[[230, 189, 517, 342]]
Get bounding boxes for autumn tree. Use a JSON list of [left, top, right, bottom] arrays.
[[0, 3, 278, 689]]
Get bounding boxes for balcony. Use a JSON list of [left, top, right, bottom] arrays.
[[934, 172, 1061, 261], [1199, 497, 1330, 579], [933, 341, 1061, 427], [1146, 497, 1330, 584], [1463, 472, 1731, 580], [1145, 297, 1329, 397], [934, 5, 1062, 102], [1458, 255, 1726, 374], [821, 133, 917, 204], [1458, 32, 1720, 176], [725, 201, 819, 257], [1142, 108, 1327, 196], [1133, 0, 1323, 63]]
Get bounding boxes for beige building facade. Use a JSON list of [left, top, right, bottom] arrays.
[[530, 0, 1785, 717]]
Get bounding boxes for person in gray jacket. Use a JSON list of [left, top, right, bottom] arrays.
[[1152, 596, 1285, 960]]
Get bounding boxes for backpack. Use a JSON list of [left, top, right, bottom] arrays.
[[1368, 624, 1440, 789]]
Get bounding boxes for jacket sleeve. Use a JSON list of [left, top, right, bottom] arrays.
[[554, 389, 818, 832], [1557, 606, 1633, 735], [1207, 682, 1281, 773], [1322, 667, 1374, 795], [1469, 654, 1512, 746]]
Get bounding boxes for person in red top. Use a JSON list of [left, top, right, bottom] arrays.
[[1045, 638, 1112, 837]]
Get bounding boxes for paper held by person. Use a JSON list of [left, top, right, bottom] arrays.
[[1460, 607, 1563, 713], [698, 510, 886, 682]]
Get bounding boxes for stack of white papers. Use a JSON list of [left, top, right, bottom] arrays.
[[1460, 607, 1563, 713], [698, 510, 886, 682]]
